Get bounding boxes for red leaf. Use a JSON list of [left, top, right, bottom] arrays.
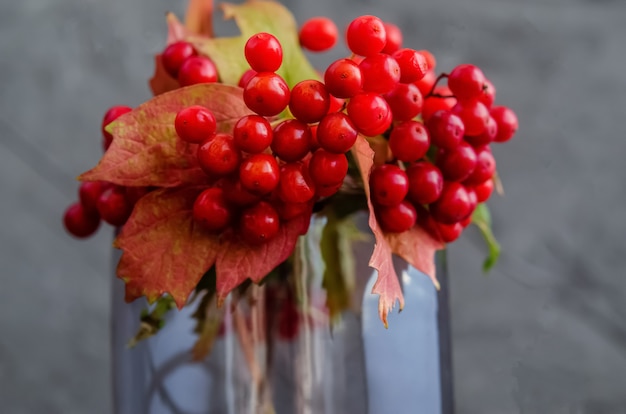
[[115, 187, 220, 308], [79, 83, 253, 187], [351, 136, 444, 327], [215, 214, 308, 302]]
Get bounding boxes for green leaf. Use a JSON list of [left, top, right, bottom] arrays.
[[187, 1, 319, 87], [472, 203, 501, 272], [128, 294, 176, 348]]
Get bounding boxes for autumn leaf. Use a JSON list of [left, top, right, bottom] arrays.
[[214, 214, 308, 303], [115, 187, 221, 308], [185, 0, 215, 37], [472, 203, 501, 271], [79, 83, 252, 187], [185, 0, 319, 87]]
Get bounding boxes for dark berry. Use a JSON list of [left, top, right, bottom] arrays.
[[240, 201, 280, 245], [192, 187, 232, 232], [79, 181, 110, 216], [97, 186, 132, 226], [63, 203, 100, 238], [377, 201, 417, 233]]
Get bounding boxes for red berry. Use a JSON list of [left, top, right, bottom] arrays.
[[239, 154, 280, 195], [162, 41, 197, 78], [324, 59, 362, 99], [466, 187, 478, 215], [317, 112, 358, 153], [436, 221, 463, 243], [474, 179, 494, 203], [490, 106, 519, 143], [277, 163, 316, 204], [79, 181, 109, 216], [316, 182, 343, 198], [464, 146, 496, 186], [384, 83, 423, 121], [447, 64, 486, 101], [414, 70, 436, 96], [289, 80, 330, 124], [197, 133, 242, 176], [359, 53, 401, 94], [369, 164, 409, 206], [421, 86, 457, 121], [377, 201, 417, 233], [63, 203, 100, 238], [175, 105, 217, 144], [192, 187, 232, 232], [244, 72, 290, 116], [451, 100, 490, 136], [381, 22, 403, 54], [388, 121, 430, 162], [393, 48, 428, 83], [178, 56, 218, 86], [406, 162, 444, 205], [299, 17, 338, 52], [233, 115, 272, 154], [308, 149, 348, 186], [437, 141, 478, 182], [465, 115, 497, 147], [276, 201, 313, 221], [97, 187, 132, 226], [430, 182, 472, 224], [238, 69, 257, 88], [309, 124, 320, 151], [460, 215, 472, 228], [346, 93, 392, 137], [222, 176, 261, 207], [244, 33, 283, 72], [418, 50, 436, 71], [346, 15, 387, 57], [271, 119, 312, 162], [425, 110, 465, 150], [479, 79, 496, 108], [102, 105, 132, 150], [240, 201, 280, 245]]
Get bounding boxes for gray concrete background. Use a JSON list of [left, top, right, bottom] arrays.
[[1, 0, 625, 413]]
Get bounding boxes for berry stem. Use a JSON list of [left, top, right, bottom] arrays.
[[425, 73, 449, 98]]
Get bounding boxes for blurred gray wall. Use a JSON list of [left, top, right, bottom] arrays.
[[1, 0, 625, 413]]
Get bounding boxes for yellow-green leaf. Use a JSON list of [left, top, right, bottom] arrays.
[[472, 203, 501, 271]]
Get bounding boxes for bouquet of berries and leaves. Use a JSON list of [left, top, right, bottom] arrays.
[[63, 0, 518, 348]]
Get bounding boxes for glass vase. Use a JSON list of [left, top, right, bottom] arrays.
[[111, 212, 454, 414]]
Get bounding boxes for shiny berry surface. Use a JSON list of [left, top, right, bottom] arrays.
[[384, 83, 423, 121], [447, 64, 486, 100], [244, 72, 290, 116], [452, 100, 490, 136], [233, 115, 273, 154], [244, 33, 283, 72], [239, 154, 280, 195], [474, 178, 494, 203], [317, 112, 358, 153], [178, 56, 218, 86], [465, 115, 497, 147], [421, 86, 456, 121], [430, 182, 472, 224], [425, 110, 465, 150], [389, 121, 430, 162], [197, 133, 241, 176], [370, 164, 409, 206], [359, 53, 401, 94], [324, 59, 362, 99], [491, 106, 519, 143], [346, 15, 387, 57], [437, 141, 478, 182], [277, 163, 316, 204], [464, 146, 496, 186], [162, 41, 197, 78], [271, 119, 312, 162], [346, 93, 392, 137], [393, 48, 428, 83], [175, 106, 217, 144], [406, 162, 444, 205], [192, 188, 232, 232], [308, 149, 348, 186], [240, 201, 280, 245], [377, 201, 417, 233], [289, 80, 330, 124]]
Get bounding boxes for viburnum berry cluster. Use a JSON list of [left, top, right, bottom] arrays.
[[63, 0, 517, 328]]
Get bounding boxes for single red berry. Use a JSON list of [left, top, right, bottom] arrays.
[[430, 182, 472, 224], [418, 50, 436, 71], [359, 53, 401, 94], [490, 106, 519, 142], [289, 80, 331, 124], [233, 115, 272, 154], [276, 200, 313, 221], [377, 201, 417, 233], [447, 64, 486, 101], [479, 79, 496, 108], [244, 72, 290, 116], [178, 56, 218, 86], [381, 22, 403, 54], [324, 59, 363, 99], [421, 86, 457, 121], [393, 48, 428, 83], [425, 110, 465, 150], [369, 164, 409, 206], [388, 121, 430, 162], [436, 141, 478, 182], [317, 112, 358, 153], [197, 133, 242, 176], [238, 69, 257, 88], [175, 105, 217, 144], [406, 161, 444, 205], [465, 115, 497, 147], [271, 119, 312, 162], [299, 17, 338, 52], [102, 105, 132, 150], [240, 201, 280, 245], [384, 83, 423, 121], [436, 221, 463, 243], [451, 100, 490, 136], [63, 202, 100, 238], [346, 15, 387, 57], [277, 163, 316, 204], [192, 187, 232, 232], [245, 33, 283, 72], [221, 176, 261, 207], [239, 154, 280, 195], [308, 149, 348, 186], [464, 146, 496, 186], [97, 186, 132, 226], [162, 41, 197, 78], [346, 93, 392, 136], [474, 178, 494, 203], [414, 70, 436, 96], [79, 181, 110, 216]]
